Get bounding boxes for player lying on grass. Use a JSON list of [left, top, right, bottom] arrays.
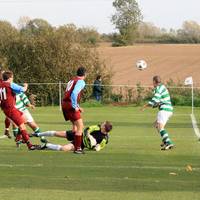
[[141, 75, 174, 150], [0, 71, 40, 150], [32, 121, 112, 152]]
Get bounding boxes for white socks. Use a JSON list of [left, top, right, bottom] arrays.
[[46, 143, 62, 151], [38, 131, 56, 137]]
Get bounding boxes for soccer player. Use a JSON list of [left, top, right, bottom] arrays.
[[33, 121, 113, 152], [141, 76, 174, 150], [0, 69, 12, 139], [0, 71, 40, 150], [62, 67, 86, 154], [11, 92, 41, 146]]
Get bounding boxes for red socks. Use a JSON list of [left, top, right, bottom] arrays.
[[5, 118, 11, 129], [20, 130, 32, 148], [74, 135, 82, 151]]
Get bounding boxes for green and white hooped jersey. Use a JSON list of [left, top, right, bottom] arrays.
[[15, 93, 30, 112], [148, 84, 173, 112]]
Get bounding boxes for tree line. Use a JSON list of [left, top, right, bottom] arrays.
[[105, 20, 200, 46], [0, 18, 111, 105], [107, 0, 200, 46]]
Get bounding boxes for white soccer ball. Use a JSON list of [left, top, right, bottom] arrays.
[[136, 60, 147, 70]]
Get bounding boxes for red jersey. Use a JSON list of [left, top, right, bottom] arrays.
[[0, 81, 25, 110], [0, 82, 16, 110], [62, 77, 85, 108]]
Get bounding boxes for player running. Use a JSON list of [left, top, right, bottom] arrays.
[[0, 71, 40, 150], [62, 67, 86, 154], [33, 121, 113, 152], [12, 92, 41, 146], [141, 76, 174, 150]]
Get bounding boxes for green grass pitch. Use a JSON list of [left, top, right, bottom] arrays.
[[0, 106, 200, 200]]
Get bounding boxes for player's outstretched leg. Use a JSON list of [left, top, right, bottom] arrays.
[[41, 142, 74, 152], [33, 131, 56, 137], [19, 124, 41, 150]]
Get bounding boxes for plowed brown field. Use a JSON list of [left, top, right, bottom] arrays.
[[98, 44, 200, 86]]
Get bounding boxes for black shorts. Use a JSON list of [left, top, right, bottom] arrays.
[[65, 131, 85, 149], [65, 130, 75, 141]]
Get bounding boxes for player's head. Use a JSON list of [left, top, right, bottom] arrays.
[[101, 121, 113, 134], [77, 67, 86, 78], [2, 71, 13, 82], [153, 75, 161, 87], [96, 75, 101, 81]]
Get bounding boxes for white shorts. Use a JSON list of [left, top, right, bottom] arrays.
[[22, 109, 34, 123], [157, 110, 173, 125]]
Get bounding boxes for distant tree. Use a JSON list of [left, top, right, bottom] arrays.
[[111, 0, 143, 46], [20, 18, 53, 36], [0, 21, 19, 68], [178, 21, 200, 43], [0, 19, 112, 105], [78, 27, 100, 46], [137, 22, 162, 39]]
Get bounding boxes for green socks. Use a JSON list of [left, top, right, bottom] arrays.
[[160, 129, 173, 145]]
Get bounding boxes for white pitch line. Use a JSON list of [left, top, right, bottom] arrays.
[[190, 114, 200, 139], [0, 163, 199, 171], [0, 164, 43, 168]]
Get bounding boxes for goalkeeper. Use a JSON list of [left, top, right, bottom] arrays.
[[33, 121, 112, 152]]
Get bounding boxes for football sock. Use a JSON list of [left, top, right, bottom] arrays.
[[5, 118, 11, 129], [13, 128, 19, 137], [26, 141, 33, 149], [38, 131, 56, 137], [74, 135, 83, 151], [160, 129, 173, 145], [46, 143, 62, 151], [20, 130, 31, 145], [15, 133, 22, 142], [34, 127, 41, 133]]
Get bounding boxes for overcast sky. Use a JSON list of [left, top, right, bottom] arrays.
[[0, 0, 200, 33]]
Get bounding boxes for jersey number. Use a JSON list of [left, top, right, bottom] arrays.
[[0, 87, 7, 100], [66, 80, 74, 92]]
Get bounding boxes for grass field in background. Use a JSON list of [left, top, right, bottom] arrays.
[[0, 106, 200, 200]]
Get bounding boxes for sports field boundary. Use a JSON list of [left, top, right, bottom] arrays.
[[190, 114, 200, 139]]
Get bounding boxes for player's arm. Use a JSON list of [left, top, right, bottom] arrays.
[[94, 138, 107, 152], [84, 126, 99, 147], [141, 90, 161, 111], [86, 125, 100, 135], [11, 83, 28, 94], [71, 80, 85, 111], [85, 125, 109, 151]]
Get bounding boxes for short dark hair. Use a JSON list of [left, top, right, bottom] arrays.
[[77, 67, 86, 77], [153, 75, 161, 84], [2, 71, 13, 81], [104, 121, 113, 133], [96, 75, 101, 80]]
